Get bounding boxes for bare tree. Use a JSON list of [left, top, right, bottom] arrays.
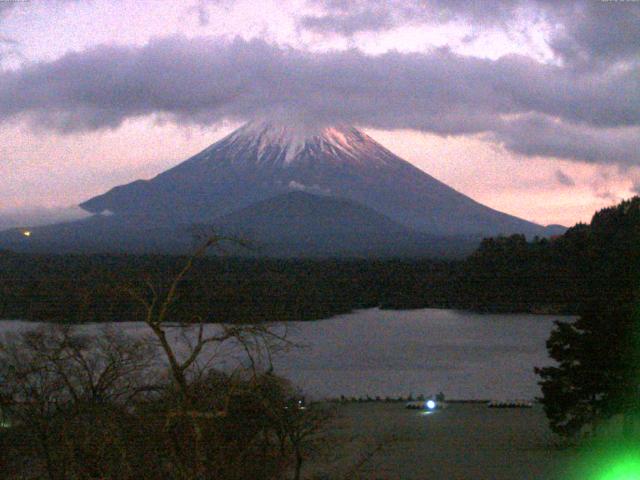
[[122, 236, 294, 479], [0, 324, 158, 479], [0, 236, 333, 480], [285, 403, 335, 480]]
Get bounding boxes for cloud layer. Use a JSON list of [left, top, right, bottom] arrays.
[[301, 0, 526, 36], [0, 34, 638, 166], [302, 0, 640, 66]]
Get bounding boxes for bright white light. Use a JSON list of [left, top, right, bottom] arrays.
[[426, 400, 436, 410], [23, 230, 31, 237]]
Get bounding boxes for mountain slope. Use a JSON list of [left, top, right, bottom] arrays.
[[215, 191, 410, 238], [0, 215, 194, 254], [212, 191, 470, 257], [80, 120, 550, 237], [0, 192, 479, 257]]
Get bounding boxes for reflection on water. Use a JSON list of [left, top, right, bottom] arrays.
[[273, 308, 564, 400], [0, 308, 568, 400]]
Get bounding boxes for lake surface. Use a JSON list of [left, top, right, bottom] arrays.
[[0, 308, 567, 400], [274, 308, 564, 400]]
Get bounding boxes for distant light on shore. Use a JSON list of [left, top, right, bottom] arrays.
[[23, 230, 31, 237]]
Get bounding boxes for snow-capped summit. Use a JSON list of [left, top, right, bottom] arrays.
[[190, 120, 396, 168], [79, 119, 552, 239]]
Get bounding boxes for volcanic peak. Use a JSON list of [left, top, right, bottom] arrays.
[[214, 119, 391, 166]]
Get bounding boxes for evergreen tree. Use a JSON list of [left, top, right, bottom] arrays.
[[536, 197, 640, 437]]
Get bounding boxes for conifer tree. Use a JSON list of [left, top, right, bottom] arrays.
[[536, 197, 640, 438]]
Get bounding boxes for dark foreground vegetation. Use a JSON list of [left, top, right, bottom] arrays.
[[0, 242, 337, 479], [536, 197, 640, 440], [0, 204, 608, 323], [0, 253, 462, 323], [1, 197, 640, 479], [0, 325, 333, 480]]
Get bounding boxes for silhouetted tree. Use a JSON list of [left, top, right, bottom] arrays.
[[0, 237, 334, 479], [122, 235, 296, 479], [536, 197, 640, 438], [0, 325, 158, 479]]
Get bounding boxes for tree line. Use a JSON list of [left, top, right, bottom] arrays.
[[536, 197, 640, 440], [4, 195, 637, 450], [0, 232, 593, 324]]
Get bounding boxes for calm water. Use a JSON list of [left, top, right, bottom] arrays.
[[0, 308, 567, 401]]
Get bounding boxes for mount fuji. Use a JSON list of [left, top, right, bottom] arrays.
[[0, 120, 562, 257]]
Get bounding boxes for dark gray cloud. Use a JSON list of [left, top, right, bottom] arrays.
[[489, 114, 639, 165], [302, 0, 640, 67], [189, 0, 233, 27], [0, 35, 17, 45], [0, 0, 82, 20], [195, 2, 210, 26], [555, 169, 575, 187], [588, 170, 620, 202], [0, 35, 22, 62], [596, 191, 619, 201], [300, 7, 395, 36], [0, 3, 18, 51], [543, 0, 640, 66], [0, 3, 15, 17], [0, 35, 638, 165], [300, 0, 523, 35]]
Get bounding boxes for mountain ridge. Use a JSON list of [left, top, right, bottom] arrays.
[[0, 120, 564, 256], [80, 120, 552, 238], [0, 191, 481, 257], [210, 190, 459, 257]]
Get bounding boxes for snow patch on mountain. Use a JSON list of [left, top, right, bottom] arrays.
[[288, 180, 330, 195], [221, 120, 310, 165], [79, 117, 550, 239], [213, 120, 394, 167]]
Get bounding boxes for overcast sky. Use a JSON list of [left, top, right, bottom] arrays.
[[0, 0, 639, 227]]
